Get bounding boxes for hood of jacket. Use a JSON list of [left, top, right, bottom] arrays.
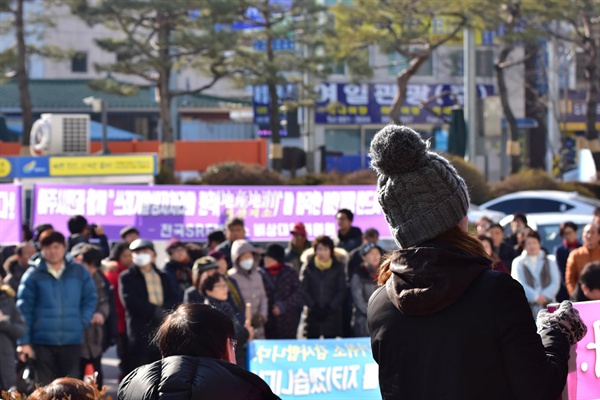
[[385, 244, 491, 316], [300, 246, 349, 266], [230, 240, 256, 265]]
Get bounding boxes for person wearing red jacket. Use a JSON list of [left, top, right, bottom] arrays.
[[104, 242, 132, 379]]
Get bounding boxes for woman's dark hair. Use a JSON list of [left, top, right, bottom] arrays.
[[109, 241, 130, 262], [28, 377, 99, 400], [378, 226, 490, 285], [580, 261, 600, 290], [200, 272, 224, 295], [477, 235, 494, 250], [524, 230, 541, 244], [313, 235, 335, 257], [80, 245, 104, 268], [559, 221, 578, 237], [153, 303, 235, 360]]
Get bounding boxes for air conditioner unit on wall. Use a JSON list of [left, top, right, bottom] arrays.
[[30, 114, 90, 156]]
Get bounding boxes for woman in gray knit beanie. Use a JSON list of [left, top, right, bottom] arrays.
[[367, 124, 587, 400]]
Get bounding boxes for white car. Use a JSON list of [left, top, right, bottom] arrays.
[[479, 190, 600, 216], [467, 204, 506, 224], [499, 213, 592, 252]]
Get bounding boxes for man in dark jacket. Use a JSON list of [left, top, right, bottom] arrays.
[[16, 230, 97, 385], [67, 215, 110, 258], [119, 239, 177, 375], [335, 209, 363, 252], [118, 303, 279, 400]]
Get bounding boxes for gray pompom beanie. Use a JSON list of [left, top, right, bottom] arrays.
[[369, 124, 470, 248]]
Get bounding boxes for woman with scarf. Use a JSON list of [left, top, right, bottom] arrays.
[[300, 235, 347, 339], [350, 243, 383, 337], [511, 230, 561, 317], [260, 244, 303, 339]]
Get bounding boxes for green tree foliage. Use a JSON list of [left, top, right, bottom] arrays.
[[326, 0, 471, 123], [0, 0, 67, 147], [65, 0, 241, 177], [541, 0, 600, 168], [231, 0, 330, 172]]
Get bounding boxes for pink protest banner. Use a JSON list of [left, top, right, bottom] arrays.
[[0, 184, 22, 244], [565, 300, 600, 400]]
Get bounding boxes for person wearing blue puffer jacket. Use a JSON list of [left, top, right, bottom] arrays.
[[16, 230, 97, 386]]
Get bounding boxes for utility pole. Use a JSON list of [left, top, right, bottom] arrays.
[[464, 28, 477, 163]]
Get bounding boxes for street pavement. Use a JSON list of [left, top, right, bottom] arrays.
[[101, 346, 119, 398]]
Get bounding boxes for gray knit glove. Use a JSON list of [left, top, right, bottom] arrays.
[[536, 301, 587, 346]]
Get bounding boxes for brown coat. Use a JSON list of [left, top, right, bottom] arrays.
[[81, 271, 110, 359], [565, 245, 600, 295]]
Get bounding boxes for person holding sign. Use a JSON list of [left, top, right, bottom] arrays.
[[367, 125, 588, 400]]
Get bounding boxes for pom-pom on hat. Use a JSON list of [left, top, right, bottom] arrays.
[[369, 124, 470, 248]]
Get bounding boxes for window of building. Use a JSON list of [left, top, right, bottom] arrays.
[[325, 128, 360, 155], [71, 52, 88, 73], [387, 50, 434, 77], [451, 49, 495, 77]]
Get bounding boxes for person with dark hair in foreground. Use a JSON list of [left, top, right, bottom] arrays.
[[367, 124, 587, 399], [118, 303, 279, 400], [29, 377, 102, 400]]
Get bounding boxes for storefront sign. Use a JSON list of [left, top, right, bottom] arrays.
[[315, 82, 495, 125], [0, 155, 157, 179]]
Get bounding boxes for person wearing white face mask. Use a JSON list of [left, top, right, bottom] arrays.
[[118, 239, 177, 375], [228, 240, 268, 346]]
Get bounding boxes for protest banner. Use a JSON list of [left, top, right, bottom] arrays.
[[248, 337, 380, 399], [32, 184, 388, 242], [0, 184, 21, 244], [566, 300, 600, 400]]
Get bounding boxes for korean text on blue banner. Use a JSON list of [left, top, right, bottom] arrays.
[[248, 338, 381, 399]]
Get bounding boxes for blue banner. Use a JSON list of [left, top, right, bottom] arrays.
[[315, 82, 495, 125], [252, 84, 297, 126], [248, 338, 381, 399]]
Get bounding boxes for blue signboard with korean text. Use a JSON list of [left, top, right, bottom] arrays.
[[248, 338, 381, 399], [252, 84, 298, 126], [315, 82, 495, 125]]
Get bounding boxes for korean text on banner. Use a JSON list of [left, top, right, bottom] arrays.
[[566, 300, 600, 400], [248, 338, 381, 400], [32, 184, 388, 242], [0, 184, 22, 244]]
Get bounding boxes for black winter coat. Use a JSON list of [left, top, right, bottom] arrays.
[[118, 355, 280, 400], [368, 244, 571, 400], [300, 257, 346, 338], [119, 265, 178, 372]]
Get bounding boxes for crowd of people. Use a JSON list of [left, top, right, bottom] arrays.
[[0, 207, 388, 394], [474, 209, 600, 316], [0, 124, 598, 399]]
